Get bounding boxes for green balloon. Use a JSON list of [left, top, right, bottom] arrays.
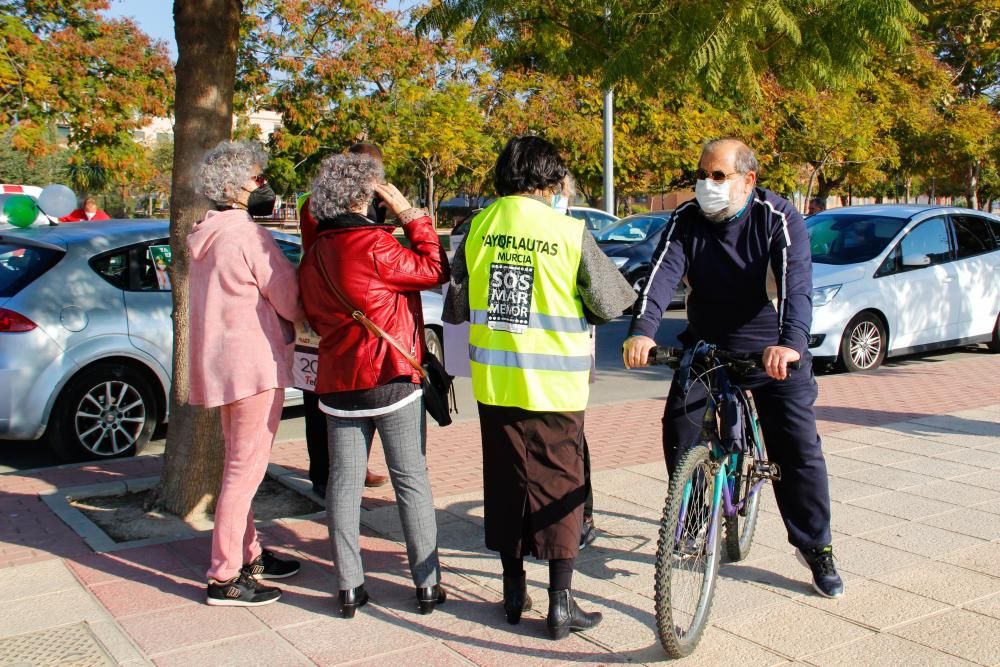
[[3, 195, 39, 228]]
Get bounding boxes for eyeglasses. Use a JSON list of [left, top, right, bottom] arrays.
[[252, 174, 267, 186], [696, 168, 741, 184]]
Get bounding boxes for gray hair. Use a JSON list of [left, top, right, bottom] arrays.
[[309, 153, 385, 220], [196, 141, 268, 205], [701, 139, 759, 174]]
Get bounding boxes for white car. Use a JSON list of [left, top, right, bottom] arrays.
[[807, 205, 1000, 372], [568, 206, 620, 234]]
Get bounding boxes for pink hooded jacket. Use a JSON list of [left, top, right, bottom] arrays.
[[187, 208, 304, 407]]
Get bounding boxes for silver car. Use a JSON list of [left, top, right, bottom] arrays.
[[0, 219, 445, 461]]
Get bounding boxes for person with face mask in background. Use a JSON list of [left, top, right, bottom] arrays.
[[622, 139, 843, 599], [443, 136, 634, 640], [187, 141, 305, 607], [60, 196, 111, 222]]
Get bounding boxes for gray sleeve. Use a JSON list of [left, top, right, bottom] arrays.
[[442, 238, 470, 324], [577, 229, 636, 324]]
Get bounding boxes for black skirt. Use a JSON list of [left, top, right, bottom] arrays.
[[477, 402, 586, 560]]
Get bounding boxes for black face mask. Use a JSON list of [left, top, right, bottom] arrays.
[[246, 184, 276, 217]]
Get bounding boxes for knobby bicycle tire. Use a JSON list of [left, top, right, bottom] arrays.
[[653, 444, 722, 658]]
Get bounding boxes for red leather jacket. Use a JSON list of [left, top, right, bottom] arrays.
[[299, 212, 448, 394]]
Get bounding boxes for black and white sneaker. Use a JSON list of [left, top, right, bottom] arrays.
[[206, 571, 282, 607], [243, 549, 301, 580], [797, 545, 845, 598]]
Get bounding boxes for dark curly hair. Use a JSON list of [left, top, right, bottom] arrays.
[[493, 136, 568, 197]]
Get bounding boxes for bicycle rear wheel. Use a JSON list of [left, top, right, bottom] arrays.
[[725, 399, 764, 562], [724, 448, 762, 561], [654, 445, 722, 658]]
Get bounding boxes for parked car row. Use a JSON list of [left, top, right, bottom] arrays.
[[0, 220, 445, 462], [3, 203, 997, 463]]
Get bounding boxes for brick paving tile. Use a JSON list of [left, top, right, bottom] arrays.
[[874, 561, 1000, 607], [116, 604, 269, 656], [890, 608, 1000, 666], [151, 631, 312, 667], [803, 633, 978, 666]]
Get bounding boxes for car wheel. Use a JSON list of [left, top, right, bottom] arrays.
[[46, 362, 157, 462], [989, 313, 1000, 353], [839, 312, 887, 372], [424, 326, 444, 362]]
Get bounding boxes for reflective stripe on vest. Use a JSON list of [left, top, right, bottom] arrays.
[[469, 309, 589, 334], [469, 345, 592, 372], [466, 196, 590, 412]]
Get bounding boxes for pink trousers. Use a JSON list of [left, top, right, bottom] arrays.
[[207, 388, 284, 582]]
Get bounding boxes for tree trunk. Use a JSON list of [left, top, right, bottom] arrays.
[[146, 0, 242, 520], [967, 161, 980, 210]]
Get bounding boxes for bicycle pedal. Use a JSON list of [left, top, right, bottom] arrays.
[[754, 461, 781, 481]]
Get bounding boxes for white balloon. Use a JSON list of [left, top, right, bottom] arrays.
[[37, 184, 78, 218]]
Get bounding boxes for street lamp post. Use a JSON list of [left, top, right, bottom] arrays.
[[603, 87, 614, 215]]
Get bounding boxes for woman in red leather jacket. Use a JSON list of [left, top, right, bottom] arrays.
[[298, 153, 449, 619]]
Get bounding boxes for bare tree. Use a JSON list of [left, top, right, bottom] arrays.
[[147, 0, 243, 519]]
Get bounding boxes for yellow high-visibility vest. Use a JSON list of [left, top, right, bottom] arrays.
[[466, 196, 590, 412]]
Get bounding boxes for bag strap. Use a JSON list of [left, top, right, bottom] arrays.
[[311, 241, 427, 379]]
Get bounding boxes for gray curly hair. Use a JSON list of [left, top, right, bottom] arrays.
[[196, 141, 269, 205], [309, 153, 384, 220]]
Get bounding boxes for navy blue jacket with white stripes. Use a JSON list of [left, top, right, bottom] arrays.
[[629, 187, 813, 355]]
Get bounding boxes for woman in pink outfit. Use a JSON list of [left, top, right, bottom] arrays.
[[187, 141, 304, 607]]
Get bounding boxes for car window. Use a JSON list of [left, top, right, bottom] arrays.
[[807, 214, 907, 265], [987, 218, 1000, 247], [128, 240, 172, 292], [0, 242, 64, 297], [90, 249, 129, 289], [951, 214, 996, 258], [899, 217, 952, 269], [595, 215, 667, 242]]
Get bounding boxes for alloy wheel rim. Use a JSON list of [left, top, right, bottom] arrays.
[[849, 321, 882, 369], [74, 381, 146, 455]]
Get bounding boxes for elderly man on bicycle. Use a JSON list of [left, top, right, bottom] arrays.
[[623, 138, 843, 599]]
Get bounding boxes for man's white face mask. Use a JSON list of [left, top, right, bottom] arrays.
[[551, 193, 569, 215], [695, 178, 731, 215]]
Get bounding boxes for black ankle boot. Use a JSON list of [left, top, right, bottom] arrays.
[[416, 583, 446, 615], [502, 571, 532, 624], [546, 589, 602, 640], [338, 584, 369, 619]]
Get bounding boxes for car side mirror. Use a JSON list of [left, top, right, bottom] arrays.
[[902, 253, 931, 268]]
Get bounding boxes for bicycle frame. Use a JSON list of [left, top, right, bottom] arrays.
[[671, 346, 768, 547]]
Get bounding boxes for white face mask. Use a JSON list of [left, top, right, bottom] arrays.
[[695, 179, 731, 215], [551, 193, 569, 215]]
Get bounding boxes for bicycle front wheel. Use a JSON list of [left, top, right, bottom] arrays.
[[654, 445, 722, 658]]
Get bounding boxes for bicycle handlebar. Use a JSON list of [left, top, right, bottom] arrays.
[[647, 345, 800, 372]]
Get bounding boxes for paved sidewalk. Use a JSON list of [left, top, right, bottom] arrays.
[[1, 355, 999, 666]]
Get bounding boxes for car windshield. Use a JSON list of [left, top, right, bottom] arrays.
[[0, 242, 64, 297], [595, 215, 667, 242], [807, 214, 908, 265]]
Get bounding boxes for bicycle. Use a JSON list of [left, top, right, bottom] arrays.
[[648, 340, 790, 657]]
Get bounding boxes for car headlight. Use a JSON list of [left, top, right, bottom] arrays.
[[609, 256, 629, 269], [812, 284, 841, 307]]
